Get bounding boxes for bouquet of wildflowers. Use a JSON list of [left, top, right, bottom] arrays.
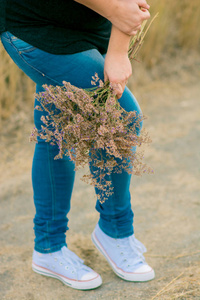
[[30, 16, 157, 202]]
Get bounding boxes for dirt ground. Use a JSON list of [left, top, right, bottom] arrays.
[[0, 54, 200, 300]]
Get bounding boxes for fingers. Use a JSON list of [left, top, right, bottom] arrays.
[[129, 5, 150, 35], [109, 0, 151, 36], [110, 83, 123, 99], [137, 0, 150, 10], [110, 81, 127, 99], [140, 8, 151, 20], [111, 83, 124, 99], [132, 9, 150, 34], [130, 23, 144, 36], [134, 24, 142, 31], [131, 24, 142, 35], [131, 29, 139, 36], [104, 71, 129, 99]]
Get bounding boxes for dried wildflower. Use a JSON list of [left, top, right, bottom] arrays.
[[30, 17, 157, 203]]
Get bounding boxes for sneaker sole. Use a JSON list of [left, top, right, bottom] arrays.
[[32, 262, 102, 290], [91, 231, 155, 282]]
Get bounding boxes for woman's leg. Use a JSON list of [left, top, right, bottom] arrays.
[[1, 31, 154, 284], [0, 32, 108, 252], [32, 86, 76, 252], [1, 32, 141, 245], [89, 87, 142, 238]]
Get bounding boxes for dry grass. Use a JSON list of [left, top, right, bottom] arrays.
[[0, 47, 35, 125], [140, 0, 200, 66], [150, 266, 200, 300], [0, 0, 200, 123]]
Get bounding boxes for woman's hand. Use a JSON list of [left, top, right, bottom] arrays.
[[104, 51, 132, 99], [109, 0, 150, 36], [74, 1, 150, 97], [103, 25, 133, 99], [75, 0, 150, 35]]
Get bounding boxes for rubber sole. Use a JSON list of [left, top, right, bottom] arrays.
[[32, 262, 102, 290], [91, 231, 155, 282]]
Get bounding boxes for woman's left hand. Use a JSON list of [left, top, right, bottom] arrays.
[[104, 51, 132, 99]]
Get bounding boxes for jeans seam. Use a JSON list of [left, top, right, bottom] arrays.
[[19, 52, 62, 86], [3, 33, 61, 85], [47, 144, 57, 220], [1, 35, 11, 43], [18, 51, 49, 78], [19, 47, 37, 53], [109, 173, 119, 236], [2, 34, 47, 78], [46, 220, 50, 250]]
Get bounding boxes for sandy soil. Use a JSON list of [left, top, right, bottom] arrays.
[[0, 55, 200, 300]]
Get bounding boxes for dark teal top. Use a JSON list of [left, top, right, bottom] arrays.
[[0, 0, 111, 54]]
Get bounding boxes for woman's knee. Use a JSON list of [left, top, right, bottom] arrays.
[[118, 86, 143, 135], [118, 86, 142, 114]]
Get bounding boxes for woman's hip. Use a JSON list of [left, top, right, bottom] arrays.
[[1, 32, 105, 88]]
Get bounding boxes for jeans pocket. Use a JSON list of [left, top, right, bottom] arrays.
[[10, 35, 37, 53]]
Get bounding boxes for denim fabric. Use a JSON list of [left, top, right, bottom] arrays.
[[1, 31, 142, 253]]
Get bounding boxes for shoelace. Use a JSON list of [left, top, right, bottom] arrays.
[[116, 235, 147, 268], [129, 235, 147, 254], [54, 247, 85, 274]]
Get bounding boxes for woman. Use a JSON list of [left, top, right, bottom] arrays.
[[0, 0, 155, 290]]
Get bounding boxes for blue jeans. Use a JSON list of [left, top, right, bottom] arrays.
[[1, 31, 142, 253]]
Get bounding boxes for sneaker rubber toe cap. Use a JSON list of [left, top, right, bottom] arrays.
[[134, 264, 153, 274], [81, 272, 99, 281]]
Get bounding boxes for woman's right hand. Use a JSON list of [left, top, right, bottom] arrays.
[[109, 0, 151, 35], [75, 0, 150, 35]]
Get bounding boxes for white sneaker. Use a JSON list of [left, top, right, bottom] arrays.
[[92, 224, 155, 282], [32, 246, 102, 290]]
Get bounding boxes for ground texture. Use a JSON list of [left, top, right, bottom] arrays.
[[0, 56, 200, 299]]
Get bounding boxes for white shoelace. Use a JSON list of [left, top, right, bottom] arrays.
[[129, 235, 147, 254], [54, 247, 85, 274], [116, 235, 147, 268]]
